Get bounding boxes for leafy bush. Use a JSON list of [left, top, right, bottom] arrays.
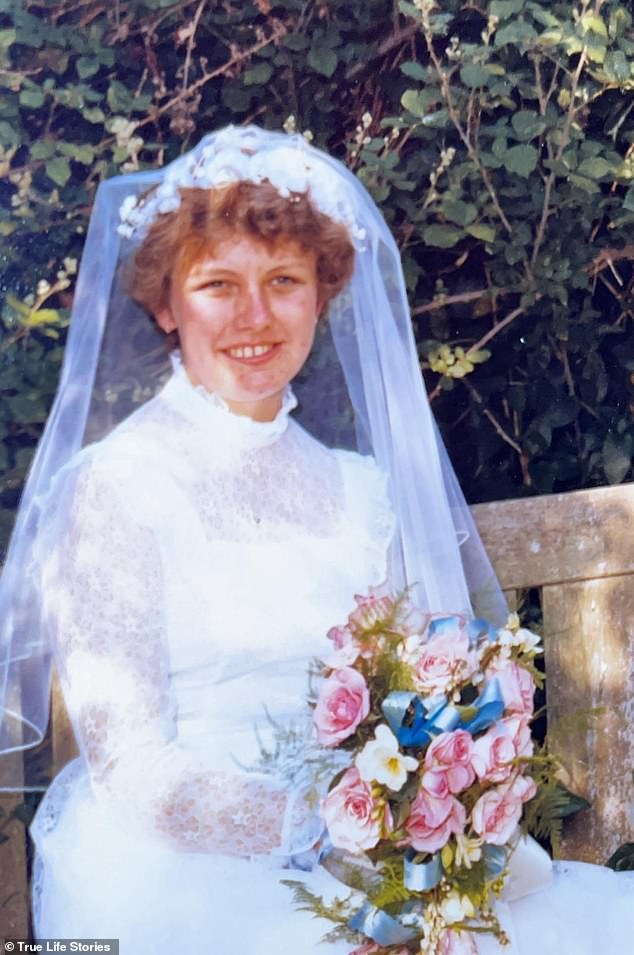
[[1, 0, 633, 554]]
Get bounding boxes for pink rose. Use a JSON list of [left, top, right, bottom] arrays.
[[472, 723, 516, 783], [420, 768, 450, 800], [504, 714, 534, 759], [511, 773, 537, 804], [320, 767, 391, 853], [424, 730, 475, 794], [325, 625, 361, 667], [347, 586, 396, 636], [313, 667, 370, 746], [472, 782, 522, 845], [439, 929, 478, 955], [472, 716, 533, 783], [414, 628, 476, 696], [405, 788, 466, 853], [488, 660, 535, 717]]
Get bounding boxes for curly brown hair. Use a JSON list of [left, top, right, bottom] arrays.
[[127, 180, 356, 318]]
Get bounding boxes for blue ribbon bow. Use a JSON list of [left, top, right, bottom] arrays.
[[458, 677, 505, 735], [403, 849, 443, 891], [348, 900, 418, 946], [483, 844, 507, 879], [382, 691, 460, 747], [382, 677, 504, 749]]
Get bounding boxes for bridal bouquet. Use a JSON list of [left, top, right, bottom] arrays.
[[288, 588, 552, 954]]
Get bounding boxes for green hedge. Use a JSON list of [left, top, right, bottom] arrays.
[[1, 0, 633, 554]]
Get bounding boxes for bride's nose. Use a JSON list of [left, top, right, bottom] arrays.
[[235, 284, 271, 329]]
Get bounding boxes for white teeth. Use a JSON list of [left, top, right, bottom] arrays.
[[228, 344, 274, 359]]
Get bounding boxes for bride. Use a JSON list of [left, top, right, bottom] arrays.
[[0, 126, 631, 954]]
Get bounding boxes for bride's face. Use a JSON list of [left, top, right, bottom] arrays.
[[155, 236, 321, 422]]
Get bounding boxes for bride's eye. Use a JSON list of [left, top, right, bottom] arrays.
[[271, 275, 299, 286], [195, 279, 230, 291]]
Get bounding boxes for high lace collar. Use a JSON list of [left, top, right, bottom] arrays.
[[160, 351, 298, 451]]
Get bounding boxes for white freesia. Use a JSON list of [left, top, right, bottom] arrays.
[[454, 833, 483, 869], [516, 627, 542, 653], [498, 624, 542, 655], [439, 890, 475, 925], [355, 724, 418, 791]]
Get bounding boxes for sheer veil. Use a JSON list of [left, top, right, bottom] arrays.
[[0, 125, 505, 791]]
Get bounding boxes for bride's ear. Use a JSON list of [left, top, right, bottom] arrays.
[[155, 306, 178, 334]]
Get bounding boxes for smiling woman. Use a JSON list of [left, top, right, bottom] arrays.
[[127, 180, 355, 322], [153, 238, 322, 422], [3, 126, 632, 955], [126, 180, 355, 421]]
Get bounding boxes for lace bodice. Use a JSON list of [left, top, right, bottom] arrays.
[[38, 359, 394, 860]]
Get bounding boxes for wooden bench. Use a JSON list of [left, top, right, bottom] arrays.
[[473, 482, 634, 864], [1, 481, 632, 938]]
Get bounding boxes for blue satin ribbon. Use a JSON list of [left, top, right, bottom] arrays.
[[382, 692, 460, 747], [403, 849, 443, 891], [382, 677, 504, 748], [428, 615, 465, 637], [467, 617, 498, 645], [483, 844, 507, 879], [428, 615, 497, 647], [348, 900, 418, 946], [458, 677, 504, 735]]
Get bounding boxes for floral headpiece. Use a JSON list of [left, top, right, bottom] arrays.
[[117, 126, 366, 244]]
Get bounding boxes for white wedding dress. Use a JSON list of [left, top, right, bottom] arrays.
[[31, 358, 634, 954]]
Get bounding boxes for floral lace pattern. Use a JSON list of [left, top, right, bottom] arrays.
[[35, 370, 394, 860]]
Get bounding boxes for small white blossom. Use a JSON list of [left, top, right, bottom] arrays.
[[116, 127, 365, 244], [454, 833, 483, 869], [497, 623, 541, 655], [516, 628, 542, 654], [355, 724, 418, 792], [439, 890, 475, 924], [119, 195, 138, 221], [36, 279, 51, 296], [283, 115, 297, 134]]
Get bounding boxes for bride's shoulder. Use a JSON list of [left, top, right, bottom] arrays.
[[82, 390, 176, 470], [52, 393, 175, 517], [330, 446, 387, 481]]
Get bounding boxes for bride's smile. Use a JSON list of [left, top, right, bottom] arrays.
[[155, 235, 321, 422]]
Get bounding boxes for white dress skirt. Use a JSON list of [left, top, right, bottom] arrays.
[[30, 366, 634, 954]]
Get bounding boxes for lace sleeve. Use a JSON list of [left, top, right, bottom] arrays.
[[40, 457, 319, 858]]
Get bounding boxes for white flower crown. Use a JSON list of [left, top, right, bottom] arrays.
[[117, 127, 366, 244]]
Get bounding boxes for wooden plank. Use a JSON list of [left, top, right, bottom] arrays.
[[0, 753, 29, 941], [471, 483, 634, 589], [50, 670, 78, 775], [543, 575, 634, 864]]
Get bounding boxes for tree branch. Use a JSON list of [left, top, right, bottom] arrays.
[[181, 0, 208, 95], [411, 288, 493, 316], [135, 22, 287, 131], [463, 380, 532, 486], [466, 305, 525, 356], [588, 244, 634, 276], [345, 23, 418, 78], [423, 33, 513, 236], [530, 47, 588, 271]]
